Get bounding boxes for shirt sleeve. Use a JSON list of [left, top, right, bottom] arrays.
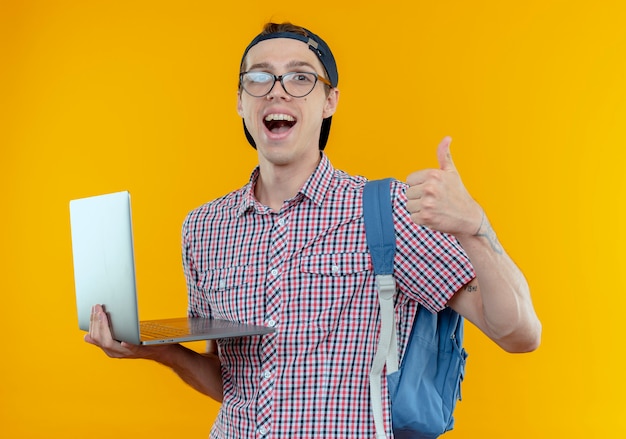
[[390, 180, 475, 313], [181, 211, 212, 318]]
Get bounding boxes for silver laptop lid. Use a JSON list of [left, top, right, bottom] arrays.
[[69, 191, 143, 344]]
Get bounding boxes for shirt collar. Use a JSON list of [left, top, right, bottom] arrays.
[[299, 153, 334, 208], [237, 153, 334, 216]]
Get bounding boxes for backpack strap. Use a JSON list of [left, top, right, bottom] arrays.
[[364, 178, 399, 439]]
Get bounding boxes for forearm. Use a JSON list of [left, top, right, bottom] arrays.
[[404, 137, 541, 352], [145, 343, 224, 401], [86, 305, 224, 400], [455, 213, 542, 352]]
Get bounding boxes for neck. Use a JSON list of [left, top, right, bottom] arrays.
[[255, 153, 321, 212]]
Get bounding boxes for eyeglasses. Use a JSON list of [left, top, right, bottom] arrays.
[[239, 71, 332, 98]]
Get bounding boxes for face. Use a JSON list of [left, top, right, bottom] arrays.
[[237, 38, 339, 168]]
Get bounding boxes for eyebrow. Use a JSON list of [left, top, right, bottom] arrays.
[[246, 60, 319, 72]]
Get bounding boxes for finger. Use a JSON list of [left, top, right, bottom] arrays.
[[436, 136, 456, 172], [405, 197, 421, 214], [88, 305, 96, 339], [407, 136, 455, 186], [405, 183, 422, 202], [406, 169, 430, 187], [90, 305, 111, 344]]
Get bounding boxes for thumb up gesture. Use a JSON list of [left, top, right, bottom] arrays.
[[406, 137, 483, 236]]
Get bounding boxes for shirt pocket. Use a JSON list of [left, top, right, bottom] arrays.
[[300, 252, 371, 277], [198, 265, 254, 322], [296, 252, 373, 331]]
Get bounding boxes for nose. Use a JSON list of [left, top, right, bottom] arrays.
[[266, 77, 291, 100]]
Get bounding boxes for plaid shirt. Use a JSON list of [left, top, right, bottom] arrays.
[[182, 154, 475, 439]]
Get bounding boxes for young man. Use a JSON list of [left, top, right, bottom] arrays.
[[86, 22, 541, 438]]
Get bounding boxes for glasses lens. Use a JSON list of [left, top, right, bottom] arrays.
[[282, 72, 317, 97], [241, 72, 275, 97]]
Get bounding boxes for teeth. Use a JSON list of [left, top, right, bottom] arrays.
[[265, 114, 295, 122]]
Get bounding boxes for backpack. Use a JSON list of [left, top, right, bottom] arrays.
[[363, 178, 468, 439]]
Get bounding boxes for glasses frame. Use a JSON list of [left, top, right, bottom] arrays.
[[239, 71, 332, 98]]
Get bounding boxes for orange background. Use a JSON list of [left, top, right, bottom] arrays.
[[2, 1, 625, 438]]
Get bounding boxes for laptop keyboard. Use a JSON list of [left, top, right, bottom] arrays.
[[140, 322, 188, 339]]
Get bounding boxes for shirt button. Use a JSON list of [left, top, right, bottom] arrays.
[[259, 426, 268, 435], [270, 268, 278, 276], [218, 279, 226, 289], [263, 371, 272, 379], [278, 218, 285, 226], [267, 319, 276, 327], [331, 264, 339, 273]]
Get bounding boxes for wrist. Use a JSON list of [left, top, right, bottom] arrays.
[[143, 342, 185, 364], [467, 211, 504, 255], [473, 209, 486, 236]]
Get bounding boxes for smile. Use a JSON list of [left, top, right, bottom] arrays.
[[264, 113, 296, 134]]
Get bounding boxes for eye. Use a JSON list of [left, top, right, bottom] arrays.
[[288, 72, 315, 83], [245, 72, 273, 84]]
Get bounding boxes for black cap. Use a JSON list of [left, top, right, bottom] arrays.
[[239, 27, 338, 150]]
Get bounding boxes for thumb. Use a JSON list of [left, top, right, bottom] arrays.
[[437, 136, 456, 171]]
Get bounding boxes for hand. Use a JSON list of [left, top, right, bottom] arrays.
[[84, 304, 156, 359], [405, 136, 483, 236]]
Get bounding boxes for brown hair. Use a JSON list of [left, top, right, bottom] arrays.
[[259, 22, 309, 38], [239, 22, 309, 74]]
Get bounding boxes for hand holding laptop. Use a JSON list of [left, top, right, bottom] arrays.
[[86, 305, 225, 399], [84, 304, 153, 359]]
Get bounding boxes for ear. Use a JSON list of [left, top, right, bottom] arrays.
[[322, 88, 339, 119], [237, 90, 244, 117]]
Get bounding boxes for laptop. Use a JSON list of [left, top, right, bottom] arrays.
[[69, 191, 274, 345]]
